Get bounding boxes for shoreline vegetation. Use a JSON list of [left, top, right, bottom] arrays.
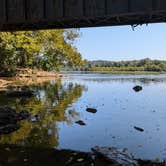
[[65, 58, 166, 74], [1, 68, 166, 90], [62, 70, 166, 75], [0, 30, 85, 91], [16, 68, 62, 78], [0, 30, 85, 78], [0, 68, 62, 90]]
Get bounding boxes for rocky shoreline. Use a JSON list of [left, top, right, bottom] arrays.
[[0, 145, 164, 166]]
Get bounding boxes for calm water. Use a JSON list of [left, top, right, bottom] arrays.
[[1, 74, 166, 160]]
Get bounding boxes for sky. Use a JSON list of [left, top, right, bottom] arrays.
[[75, 23, 166, 61]]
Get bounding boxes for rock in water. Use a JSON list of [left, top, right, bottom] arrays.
[[0, 124, 20, 134], [86, 108, 97, 114], [134, 126, 144, 132], [6, 90, 34, 97], [75, 120, 86, 126], [92, 146, 139, 166], [18, 110, 30, 120], [0, 107, 19, 134], [0, 107, 30, 134], [133, 86, 143, 92], [0, 107, 18, 124]]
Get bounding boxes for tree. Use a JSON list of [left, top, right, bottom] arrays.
[[80, 59, 166, 73], [0, 42, 17, 76], [0, 29, 84, 75]]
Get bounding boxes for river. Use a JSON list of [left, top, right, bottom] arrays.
[[0, 73, 166, 160]]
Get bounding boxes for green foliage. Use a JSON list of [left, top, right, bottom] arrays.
[[0, 43, 17, 76], [0, 80, 84, 147], [0, 29, 84, 76], [79, 58, 166, 73]]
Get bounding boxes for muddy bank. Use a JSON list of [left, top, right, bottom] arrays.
[[16, 68, 62, 78], [0, 79, 12, 90], [0, 76, 62, 91], [0, 145, 164, 166], [0, 68, 63, 90], [0, 77, 54, 91]]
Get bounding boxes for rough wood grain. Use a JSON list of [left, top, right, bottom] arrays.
[[46, 0, 63, 19], [8, 0, 25, 22], [130, 0, 153, 12], [27, 0, 44, 20], [85, 0, 105, 17], [156, 0, 166, 10], [0, 0, 6, 22], [107, 0, 128, 14], [0, 0, 165, 31], [64, 0, 83, 17]]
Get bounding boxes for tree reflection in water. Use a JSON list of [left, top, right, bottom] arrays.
[[0, 79, 85, 148]]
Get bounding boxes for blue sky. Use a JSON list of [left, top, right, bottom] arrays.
[[75, 23, 166, 61]]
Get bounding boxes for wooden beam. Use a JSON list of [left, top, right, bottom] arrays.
[[107, 0, 129, 14], [8, 0, 25, 22], [85, 0, 105, 17], [0, 0, 6, 22], [156, 0, 166, 10], [0, 0, 166, 31], [130, 0, 153, 12], [64, 0, 83, 18], [46, 0, 63, 19], [27, 0, 44, 20]]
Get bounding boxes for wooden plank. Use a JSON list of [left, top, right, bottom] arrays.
[[27, 0, 44, 20], [8, 0, 25, 22], [64, 0, 83, 18], [46, 0, 63, 19], [130, 0, 153, 12], [107, 0, 128, 14], [0, 0, 6, 22], [85, 0, 105, 17], [155, 0, 166, 10]]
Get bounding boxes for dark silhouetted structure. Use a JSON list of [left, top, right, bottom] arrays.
[[0, 0, 166, 31]]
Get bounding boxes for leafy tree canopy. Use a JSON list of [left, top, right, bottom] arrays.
[[0, 29, 84, 76]]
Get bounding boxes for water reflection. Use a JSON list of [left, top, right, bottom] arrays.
[[0, 79, 85, 148], [67, 74, 166, 85], [1, 74, 166, 160]]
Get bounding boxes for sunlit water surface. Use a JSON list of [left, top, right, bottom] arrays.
[[1, 74, 166, 160]]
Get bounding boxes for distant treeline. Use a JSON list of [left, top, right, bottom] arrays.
[[64, 58, 166, 72]]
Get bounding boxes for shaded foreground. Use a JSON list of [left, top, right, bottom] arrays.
[[0, 145, 164, 166]]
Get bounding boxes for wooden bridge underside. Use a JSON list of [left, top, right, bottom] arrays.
[[0, 0, 166, 31]]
